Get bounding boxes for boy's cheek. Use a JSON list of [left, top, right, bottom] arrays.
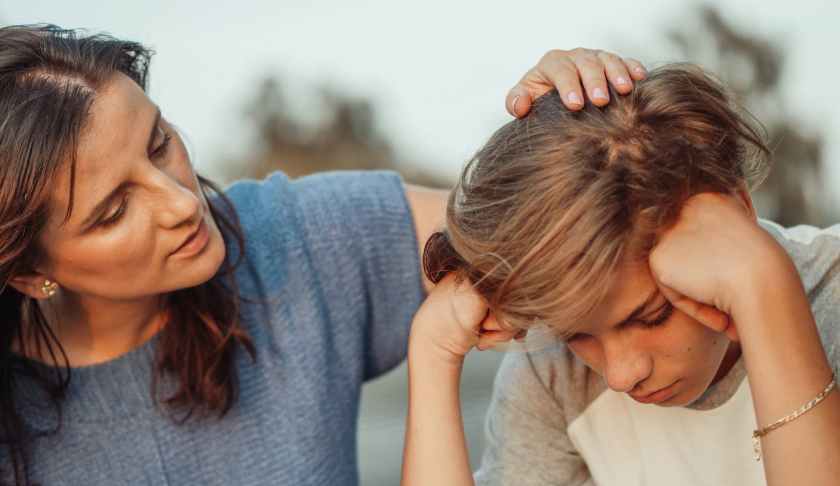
[[568, 340, 604, 375]]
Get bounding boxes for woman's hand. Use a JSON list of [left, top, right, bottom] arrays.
[[648, 192, 795, 339], [506, 48, 647, 116], [408, 274, 520, 366]]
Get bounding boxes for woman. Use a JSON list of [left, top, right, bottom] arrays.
[[402, 64, 840, 485], [0, 24, 645, 485]]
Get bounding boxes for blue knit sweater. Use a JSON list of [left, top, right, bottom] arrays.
[[7, 171, 425, 485]]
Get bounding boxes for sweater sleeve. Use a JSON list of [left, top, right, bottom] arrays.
[[288, 170, 425, 380], [224, 170, 425, 381], [474, 351, 594, 486]]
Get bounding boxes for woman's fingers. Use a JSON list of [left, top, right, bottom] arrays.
[[571, 49, 610, 106], [533, 53, 586, 110], [596, 50, 634, 95], [623, 57, 647, 81], [505, 49, 586, 115], [506, 48, 646, 117]]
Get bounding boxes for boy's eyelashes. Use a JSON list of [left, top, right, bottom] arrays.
[[565, 301, 675, 342], [635, 301, 674, 328]]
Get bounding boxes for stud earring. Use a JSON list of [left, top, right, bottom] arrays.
[[41, 279, 58, 298]]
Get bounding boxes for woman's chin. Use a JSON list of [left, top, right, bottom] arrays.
[[168, 224, 227, 290]]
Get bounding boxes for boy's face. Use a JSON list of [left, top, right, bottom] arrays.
[[564, 261, 740, 406]]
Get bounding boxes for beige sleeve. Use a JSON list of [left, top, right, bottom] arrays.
[[473, 351, 594, 486]]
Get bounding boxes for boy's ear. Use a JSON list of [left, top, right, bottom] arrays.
[[7, 272, 55, 300]]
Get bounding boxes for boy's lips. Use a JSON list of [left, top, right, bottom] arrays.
[[629, 380, 679, 404]]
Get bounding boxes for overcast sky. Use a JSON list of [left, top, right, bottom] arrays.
[[3, 0, 839, 201]]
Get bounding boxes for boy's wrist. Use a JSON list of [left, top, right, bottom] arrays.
[[731, 243, 804, 326], [408, 326, 468, 371]]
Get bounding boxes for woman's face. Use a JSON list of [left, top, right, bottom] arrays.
[[31, 72, 226, 301], [563, 261, 737, 407]]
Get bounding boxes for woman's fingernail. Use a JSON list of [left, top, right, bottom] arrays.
[[593, 87, 608, 100], [616, 76, 629, 86], [511, 95, 521, 116], [634, 66, 647, 77], [567, 91, 582, 106]]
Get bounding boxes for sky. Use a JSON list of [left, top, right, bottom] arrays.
[[3, 0, 839, 200]]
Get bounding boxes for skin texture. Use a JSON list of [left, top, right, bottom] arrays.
[[10, 72, 227, 366], [565, 260, 739, 406]]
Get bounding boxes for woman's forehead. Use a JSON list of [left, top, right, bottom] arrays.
[[50, 73, 156, 226]]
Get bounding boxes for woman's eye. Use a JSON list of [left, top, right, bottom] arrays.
[[99, 198, 128, 228], [150, 127, 172, 159]]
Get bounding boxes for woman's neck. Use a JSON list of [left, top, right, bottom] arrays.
[[26, 291, 169, 367]]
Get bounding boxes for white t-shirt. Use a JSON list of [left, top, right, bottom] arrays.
[[474, 220, 840, 486]]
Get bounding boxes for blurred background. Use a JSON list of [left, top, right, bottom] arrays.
[[4, 1, 837, 484]]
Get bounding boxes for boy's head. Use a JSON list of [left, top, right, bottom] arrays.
[[426, 64, 769, 405]]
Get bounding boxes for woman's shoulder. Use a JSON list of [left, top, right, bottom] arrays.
[[219, 169, 412, 248], [216, 170, 423, 380]]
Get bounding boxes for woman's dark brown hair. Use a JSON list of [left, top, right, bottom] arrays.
[[425, 63, 771, 338], [0, 25, 255, 485]]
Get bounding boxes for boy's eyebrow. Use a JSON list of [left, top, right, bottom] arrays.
[[607, 289, 659, 329]]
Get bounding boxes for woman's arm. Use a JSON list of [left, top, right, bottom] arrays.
[[649, 192, 840, 486], [405, 48, 646, 293]]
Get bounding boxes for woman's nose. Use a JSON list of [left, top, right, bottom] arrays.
[[152, 171, 202, 228]]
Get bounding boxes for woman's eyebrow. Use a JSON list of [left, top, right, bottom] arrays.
[[78, 106, 160, 230], [145, 107, 161, 155], [79, 181, 130, 229]]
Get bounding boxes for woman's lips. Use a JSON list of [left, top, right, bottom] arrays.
[[171, 218, 209, 258]]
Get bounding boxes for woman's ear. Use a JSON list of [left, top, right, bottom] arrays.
[[7, 272, 55, 300]]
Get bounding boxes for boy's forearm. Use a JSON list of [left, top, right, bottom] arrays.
[[735, 256, 840, 485], [401, 336, 475, 486]]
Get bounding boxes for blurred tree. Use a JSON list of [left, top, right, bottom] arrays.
[[668, 5, 830, 226], [217, 75, 450, 188], [222, 5, 834, 225]]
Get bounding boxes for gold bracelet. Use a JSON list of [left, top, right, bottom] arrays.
[[752, 374, 836, 461]]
